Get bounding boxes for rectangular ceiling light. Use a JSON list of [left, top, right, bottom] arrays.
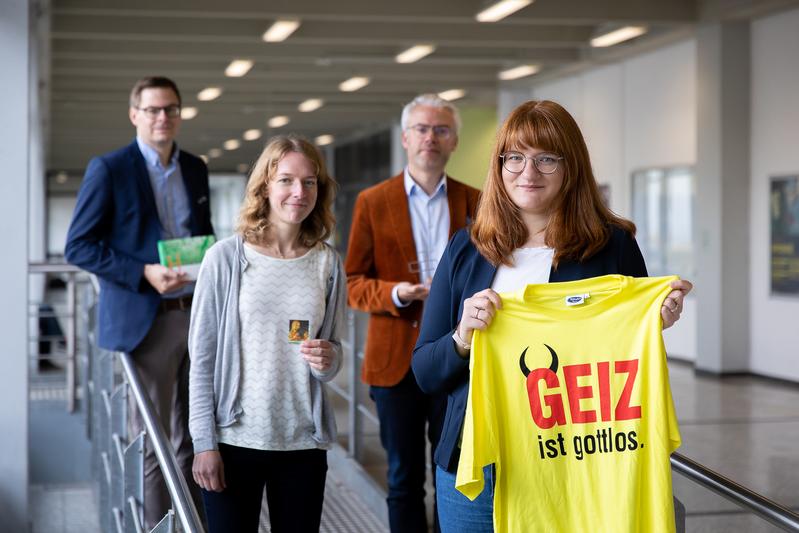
[[263, 19, 300, 42], [395, 44, 435, 64], [498, 64, 540, 80], [243, 129, 262, 141], [225, 59, 254, 77], [315, 134, 334, 146], [298, 98, 324, 112], [590, 26, 647, 48], [476, 0, 533, 22], [208, 148, 223, 158], [197, 87, 222, 101], [223, 139, 241, 150], [268, 115, 290, 128], [180, 107, 198, 119], [339, 76, 370, 92], [438, 89, 466, 101]]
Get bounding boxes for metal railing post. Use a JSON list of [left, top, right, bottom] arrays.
[[66, 270, 77, 412], [124, 433, 145, 533], [99, 385, 113, 532], [110, 383, 128, 527], [347, 309, 361, 460]]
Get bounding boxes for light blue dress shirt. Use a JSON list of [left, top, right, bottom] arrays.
[[392, 169, 450, 308], [136, 138, 194, 297]]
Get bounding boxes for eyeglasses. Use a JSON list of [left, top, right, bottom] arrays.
[[136, 105, 181, 119], [500, 151, 564, 174], [406, 124, 454, 139]]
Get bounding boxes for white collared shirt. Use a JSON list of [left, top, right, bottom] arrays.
[[391, 168, 450, 307]]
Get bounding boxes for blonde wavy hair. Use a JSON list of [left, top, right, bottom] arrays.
[[236, 135, 336, 247]]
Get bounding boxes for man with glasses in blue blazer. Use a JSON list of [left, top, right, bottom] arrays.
[[65, 76, 213, 530]]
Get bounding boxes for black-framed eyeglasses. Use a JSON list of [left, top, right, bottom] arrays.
[[406, 124, 454, 139], [500, 151, 564, 174], [136, 105, 181, 119]]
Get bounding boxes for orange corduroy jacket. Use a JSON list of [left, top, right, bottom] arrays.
[[345, 173, 481, 386]]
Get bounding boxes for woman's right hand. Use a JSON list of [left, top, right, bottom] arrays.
[[192, 450, 226, 492], [456, 289, 502, 354]]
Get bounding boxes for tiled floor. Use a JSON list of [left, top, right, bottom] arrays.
[[258, 471, 387, 533], [30, 484, 100, 533], [31, 469, 386, 533], [29, 360, 799, 532], [667, 361, 799, 532]]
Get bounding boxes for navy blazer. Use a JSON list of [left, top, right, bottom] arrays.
[[411, 226, 647, 472], [65, 140, 214, 352]]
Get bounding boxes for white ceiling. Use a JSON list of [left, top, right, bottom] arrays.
[[47, 0, 798, 174]]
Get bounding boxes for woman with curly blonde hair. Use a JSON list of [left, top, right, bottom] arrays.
[[188, 134, 345, 533]]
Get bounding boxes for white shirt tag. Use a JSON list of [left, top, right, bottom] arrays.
[[565, 293, 590, 306]]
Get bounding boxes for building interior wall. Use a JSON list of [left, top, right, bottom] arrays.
[[530, 39, 699, 361], [444, 105, 498, 189], [749, 6, 799, 381]]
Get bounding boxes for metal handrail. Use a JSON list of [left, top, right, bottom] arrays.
[[28, 262, 83, 274], [117, 351, 205, 533], [671, 452, 799, 531], [28, 262, 87, 411], [38, 264, 204, 532]]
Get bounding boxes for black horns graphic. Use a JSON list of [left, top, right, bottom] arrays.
[[519, 344, 559, 378]]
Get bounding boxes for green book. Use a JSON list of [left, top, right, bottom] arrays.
[[157, 235, 216, 280]]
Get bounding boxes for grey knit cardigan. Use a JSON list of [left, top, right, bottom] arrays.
[[188, 234, 345, 454]]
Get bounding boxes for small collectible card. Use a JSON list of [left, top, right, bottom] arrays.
[[288, 319, 310, 343]]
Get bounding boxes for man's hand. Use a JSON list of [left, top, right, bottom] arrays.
[[396, 282, 430, 303], [192, 450, 225, 492], [143, 263, 189, 294]]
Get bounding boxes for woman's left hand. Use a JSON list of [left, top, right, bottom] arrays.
[[300, 339, 334, 372], [662, 279, 693, 330]]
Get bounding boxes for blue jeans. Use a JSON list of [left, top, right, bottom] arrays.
[[370, 371, 445, 533], [436, 464, 494, 533]]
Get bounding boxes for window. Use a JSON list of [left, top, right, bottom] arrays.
[[631, 166, 694, 278]]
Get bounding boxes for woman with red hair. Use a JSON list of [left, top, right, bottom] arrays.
[[412, 100, 692, 531]]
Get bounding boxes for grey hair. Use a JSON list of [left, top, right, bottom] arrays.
[[400, 93, 462, 134]]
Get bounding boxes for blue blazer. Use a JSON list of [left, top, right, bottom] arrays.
[[65, 140, 214, 352], [411, 226, 648, 472]]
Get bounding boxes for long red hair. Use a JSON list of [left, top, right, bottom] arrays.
[[471, 100, 634, 267]]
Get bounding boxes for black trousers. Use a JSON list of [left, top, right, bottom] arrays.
[[202, 444, 328, 533], [370, 371, 446, 533]]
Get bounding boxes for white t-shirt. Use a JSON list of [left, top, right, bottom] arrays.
[[491, 247, 554, 293]]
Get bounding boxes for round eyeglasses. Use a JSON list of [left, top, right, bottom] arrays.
[[136, 105, 181, 119], [406, 124, 454, 139], [500, 151, 564, 174]]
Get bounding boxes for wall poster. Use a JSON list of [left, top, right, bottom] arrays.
[[770, 175, 799, 295]]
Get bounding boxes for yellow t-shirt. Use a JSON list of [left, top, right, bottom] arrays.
[[456, 274, 681, 533]]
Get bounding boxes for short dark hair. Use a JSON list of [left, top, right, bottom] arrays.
[[129, 76, 182, 108]]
